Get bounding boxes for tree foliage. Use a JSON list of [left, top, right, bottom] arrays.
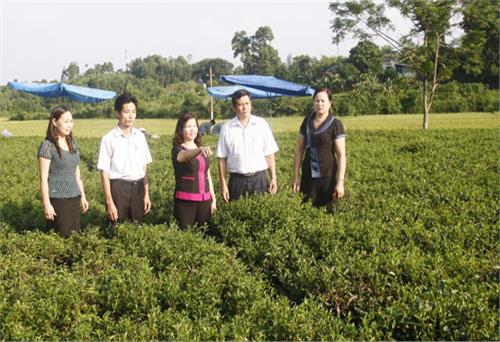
[[457, 0, 499, 88], [128, 55, 193, 86], [191, 58, 234, 84], [231, 26, 284, 75], [330, 0, 461, 128], [348, 40, 384, 75], [1, 18, 498, 120], [84, 62, 114, 76], [64, 62, 80, 81]]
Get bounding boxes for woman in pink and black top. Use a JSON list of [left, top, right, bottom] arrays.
[[171, 113, 217, 229]]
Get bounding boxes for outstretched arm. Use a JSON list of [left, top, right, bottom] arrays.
[[177, 146, 213, 162]]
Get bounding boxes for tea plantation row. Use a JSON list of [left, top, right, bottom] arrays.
[[0, 129, 498, 340]]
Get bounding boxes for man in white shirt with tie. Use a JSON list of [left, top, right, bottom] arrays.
[[216, 89, 279, 202]]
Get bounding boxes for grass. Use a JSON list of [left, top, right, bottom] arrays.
[[0, 112, 498, 138]]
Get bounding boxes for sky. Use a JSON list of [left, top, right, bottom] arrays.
[[0, 0, 409, 85]]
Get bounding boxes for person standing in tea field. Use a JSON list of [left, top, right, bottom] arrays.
[[171, 112, 217, 229], [38, 106, 89, 237], [216, 89, 279, 202], [97, 93, 152, 224], [292, 87, 346, 209]]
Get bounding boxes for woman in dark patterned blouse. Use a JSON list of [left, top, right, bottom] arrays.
[[292, 87, 346, 209], [38, 106, 89, 236], [171, 112, 216, 229]]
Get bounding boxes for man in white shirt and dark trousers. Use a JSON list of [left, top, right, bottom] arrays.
[[216, 89, 279, 202], [97, 93, 152, 223]]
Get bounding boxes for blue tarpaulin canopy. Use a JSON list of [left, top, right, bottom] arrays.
[[220, 75, 315, 97], [207, 85, 284, 99], [7, 82, 116, 103]]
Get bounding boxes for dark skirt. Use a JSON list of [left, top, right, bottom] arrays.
[[300, 174, 335, 207], [48, 196, 81, 237]]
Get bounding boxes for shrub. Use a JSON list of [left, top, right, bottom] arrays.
[[0, 129, 498, 340]]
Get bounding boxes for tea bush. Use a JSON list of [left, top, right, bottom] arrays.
[[0, 224, 355, 340], [0, 128, 498, 339], [211, 129, 499, 340]]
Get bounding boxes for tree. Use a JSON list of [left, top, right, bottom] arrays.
[[128, 55, 192, 86], [64, 62, 80, 80], [128, 55, 160, 80], [323, 57, 361, 91], [330, 0, 460, 129], [159, 56, 192, 86], [348, 40, 383, 75], [458, 0, 499, 88], [231, 26, 283, 75], [84, 62, 114, 76], [191, 58, 234, 84], [286, 55, 318, 85]]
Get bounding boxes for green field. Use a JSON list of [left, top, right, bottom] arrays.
[[0, 115, 498, 340], [1, 112, 498, 137]]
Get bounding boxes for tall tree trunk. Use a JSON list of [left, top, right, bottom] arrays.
[[422, 78, 429, 129], [423, 35, 441, 130]]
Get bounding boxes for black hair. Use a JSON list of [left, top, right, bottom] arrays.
[[313, 87, 333, 102], [172, 112, 202, 147], [231, 89, 252, 107], [45, 106, 75, 157], [114, 93, 138, 112]]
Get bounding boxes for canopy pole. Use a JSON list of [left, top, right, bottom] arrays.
[[209, 66, 214, 124]]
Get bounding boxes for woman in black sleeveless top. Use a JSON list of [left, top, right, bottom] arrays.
[[171, 113, 216, 229]]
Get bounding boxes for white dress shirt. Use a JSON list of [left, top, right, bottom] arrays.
[[97, 126, 152, 180], [216, 115, 279, 174]]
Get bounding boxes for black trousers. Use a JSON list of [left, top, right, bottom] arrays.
[[228, 170, 268, 201], [49, 196, 81, 237], [173, 199, 212, 230], [110, 178, 145, 223]]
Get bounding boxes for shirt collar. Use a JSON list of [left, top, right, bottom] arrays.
[[112, 125, 139, 137], [307, 112, 334, 131], [229, 114, 256, 128]]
